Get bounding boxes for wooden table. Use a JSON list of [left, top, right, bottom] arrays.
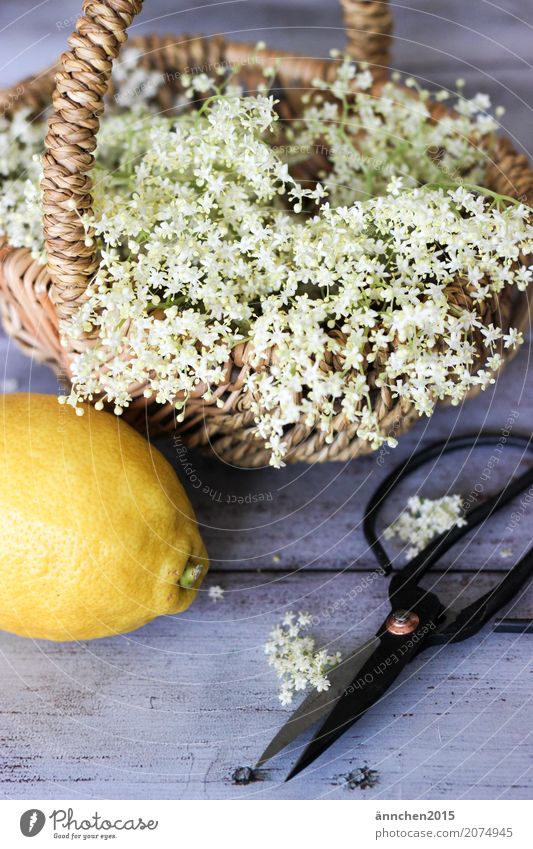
[[0, 0, 532, 800]]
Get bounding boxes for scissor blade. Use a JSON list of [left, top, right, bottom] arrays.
[[256, 637, 380, 768], [285, 592, 443, 781], [285, 636, 405, 780]]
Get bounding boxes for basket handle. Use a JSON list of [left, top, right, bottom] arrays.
[[340, 0, 392, 68], [42, 0, 392, 318]]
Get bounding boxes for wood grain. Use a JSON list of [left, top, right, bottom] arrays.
[[0, 571, 531, 800]]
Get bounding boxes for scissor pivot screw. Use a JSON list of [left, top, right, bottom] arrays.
[[386, 609, 420, 635]]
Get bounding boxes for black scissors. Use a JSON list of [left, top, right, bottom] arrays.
[[256, 432, 533, 781]]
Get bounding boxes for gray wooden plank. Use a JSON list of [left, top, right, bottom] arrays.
[[0, 571, 530, 799], [391, 0, 533, 74]]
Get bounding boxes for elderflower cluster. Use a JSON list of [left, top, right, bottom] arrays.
[[66, 166, 531, 464], [0, 48, 164, 260], [0, 111, 45, 258], [264, 612, 342, 705], [0, 57, 531, 466], [384, 493, 467, 559], [291, 56, 502, 205], [112, 47, 164, 107]]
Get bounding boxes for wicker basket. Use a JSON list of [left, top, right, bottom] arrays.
[[0, 0, 532, 466]]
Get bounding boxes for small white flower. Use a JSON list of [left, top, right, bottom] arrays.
[[1, 377, 18, 393], [387, 176, 404, 196], [503, 328, 523, 349], [208, 585, 225, 602], [481, 323, 503, 347]]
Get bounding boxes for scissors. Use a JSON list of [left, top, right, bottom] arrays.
[[256, 432, 533, 781]]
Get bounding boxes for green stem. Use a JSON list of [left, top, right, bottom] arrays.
[[424, 180, 525, 208], [179, 563, 202, 589]]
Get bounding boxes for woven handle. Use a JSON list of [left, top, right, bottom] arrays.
[[42, 0, 392, 318], [340, 0, 392, 68]]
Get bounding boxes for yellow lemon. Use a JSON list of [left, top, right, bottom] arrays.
[[0, 393, 208, 641]]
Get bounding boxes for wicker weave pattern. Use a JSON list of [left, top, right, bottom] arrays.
[[42, 0, 143, 320], [41, 0, 392, 322], [0, 0, 532, 467], [341, 0, 392, 69]]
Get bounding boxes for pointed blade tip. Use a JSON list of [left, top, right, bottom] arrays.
[[285, 757, 312, 781], [254, 743, 280, 770], [284, 766, 299, 782]]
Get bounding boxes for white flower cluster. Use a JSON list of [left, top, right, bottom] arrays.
[[0, 58, 531, 466], [264, 611, 342, 705], [0, 110, 45, 258], [292, 56, 503, 205], [112, 47, 164, 108], [384, 493, 467, 559], [66, 164, 530, 464], [0, 49, 164, 260]]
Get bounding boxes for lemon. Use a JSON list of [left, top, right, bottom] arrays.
[[0, 394, 208, 641]]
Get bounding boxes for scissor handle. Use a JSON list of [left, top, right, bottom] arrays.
[[364, 432, 533, 614]]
